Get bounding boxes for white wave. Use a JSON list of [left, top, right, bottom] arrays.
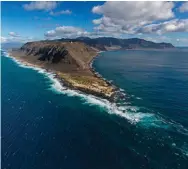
[[120, 88, 125, 92], [2, 52, 160, 124], [46, 72, 153, 124], [180, 145, 188, 157], [48, 77, 148, 123]]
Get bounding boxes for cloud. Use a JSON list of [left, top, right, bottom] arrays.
[[92, 1, 175, 34], [137, 19, 188, 34], [50, 10, 72, 16], [92, 1, 174, 22], [44, 25, 118, 39], [179, 2, 188, 13], [23, 1, 57, 11], [44, 26, 89, 38], [92, 18, 102, 25], [1, 36, 30, 43], [1, 32, 34, 44], [9, 32, 20, 37], [1, 37, 8, 43], [176, 38, 188, 43]]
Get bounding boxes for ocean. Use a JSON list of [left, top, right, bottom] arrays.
[[2, 49, 188, 169]]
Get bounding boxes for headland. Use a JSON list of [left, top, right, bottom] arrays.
[[9, 41, 117, 101], [8, 37, 174, 101]]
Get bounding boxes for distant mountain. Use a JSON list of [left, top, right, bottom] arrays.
[[55, 37, 174, 51]]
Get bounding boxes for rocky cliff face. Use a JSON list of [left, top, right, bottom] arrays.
[[20, 41, 97, 70], [11, 41, 115, 100]]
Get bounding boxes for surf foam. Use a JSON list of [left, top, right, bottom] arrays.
[[3, 51, 188, 138], [3, 51, 154, 124], [4, 51, 182, 127]]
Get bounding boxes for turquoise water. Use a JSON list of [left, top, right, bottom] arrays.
[[2, 50, 188, 169]]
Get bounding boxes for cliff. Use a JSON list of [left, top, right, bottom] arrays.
[[19, 41, 97, 73], [10, 41, 116, 100], [10, 37, 174, 100]]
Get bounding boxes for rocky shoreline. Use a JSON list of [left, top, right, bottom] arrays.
[[55, 73, 117, 102], [55, 52, 119, 101], [8, 49, 120, 102]]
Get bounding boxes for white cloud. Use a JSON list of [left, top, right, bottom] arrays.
[[92, 1, 175, 34], [92, 1, 174, 22], [50, 10, 72, 16], [92, 18, 102, 25], [9, 32, 20, 37], [1, 34, 34, 44], [1, 37, 8, 43], [23, 1, 57, 11], [1, 36, 22, 43], [179, 2, 188, 13], [44, 26, 89, 38], [176, 38, 188, 43], [137, 19, 188, 34], [44, 25, 119, 39]]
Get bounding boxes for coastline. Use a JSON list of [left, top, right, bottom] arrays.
[[3, 50, 148, 124], [6, 49, 118, 102]]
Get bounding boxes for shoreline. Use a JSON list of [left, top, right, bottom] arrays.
[[2, 50, 147, 124], [89, 52, 117, 89], [6, 49, 119, 102]]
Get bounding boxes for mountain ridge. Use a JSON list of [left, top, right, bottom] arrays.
[[10, 41, 117, 100], [8, 36, 174, 101], [54, 37, 175, 51]]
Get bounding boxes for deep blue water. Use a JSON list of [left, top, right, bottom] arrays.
[[2, 50, 188, 169]]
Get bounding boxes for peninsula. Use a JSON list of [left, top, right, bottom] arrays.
[[9, 37, 174, 101], [10, 41, 117, 101]]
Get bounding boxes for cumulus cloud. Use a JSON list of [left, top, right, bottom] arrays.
[[50, 10, 72, 16], [44, 26, 89, 38], [23, 1, 57, 11], [179, 2, 188, 13], [8, 32, 20, 37], [137, 19, 188, 34], [92, 1, 175, 34], [92, 1, 174, 22]]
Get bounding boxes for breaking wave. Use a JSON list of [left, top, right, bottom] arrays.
[[2, 51, 156, 124], [2, 50, 188, 135], [2, 50, 188, 158]]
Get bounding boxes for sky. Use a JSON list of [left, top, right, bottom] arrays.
[[1, 1, 188, 46]]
